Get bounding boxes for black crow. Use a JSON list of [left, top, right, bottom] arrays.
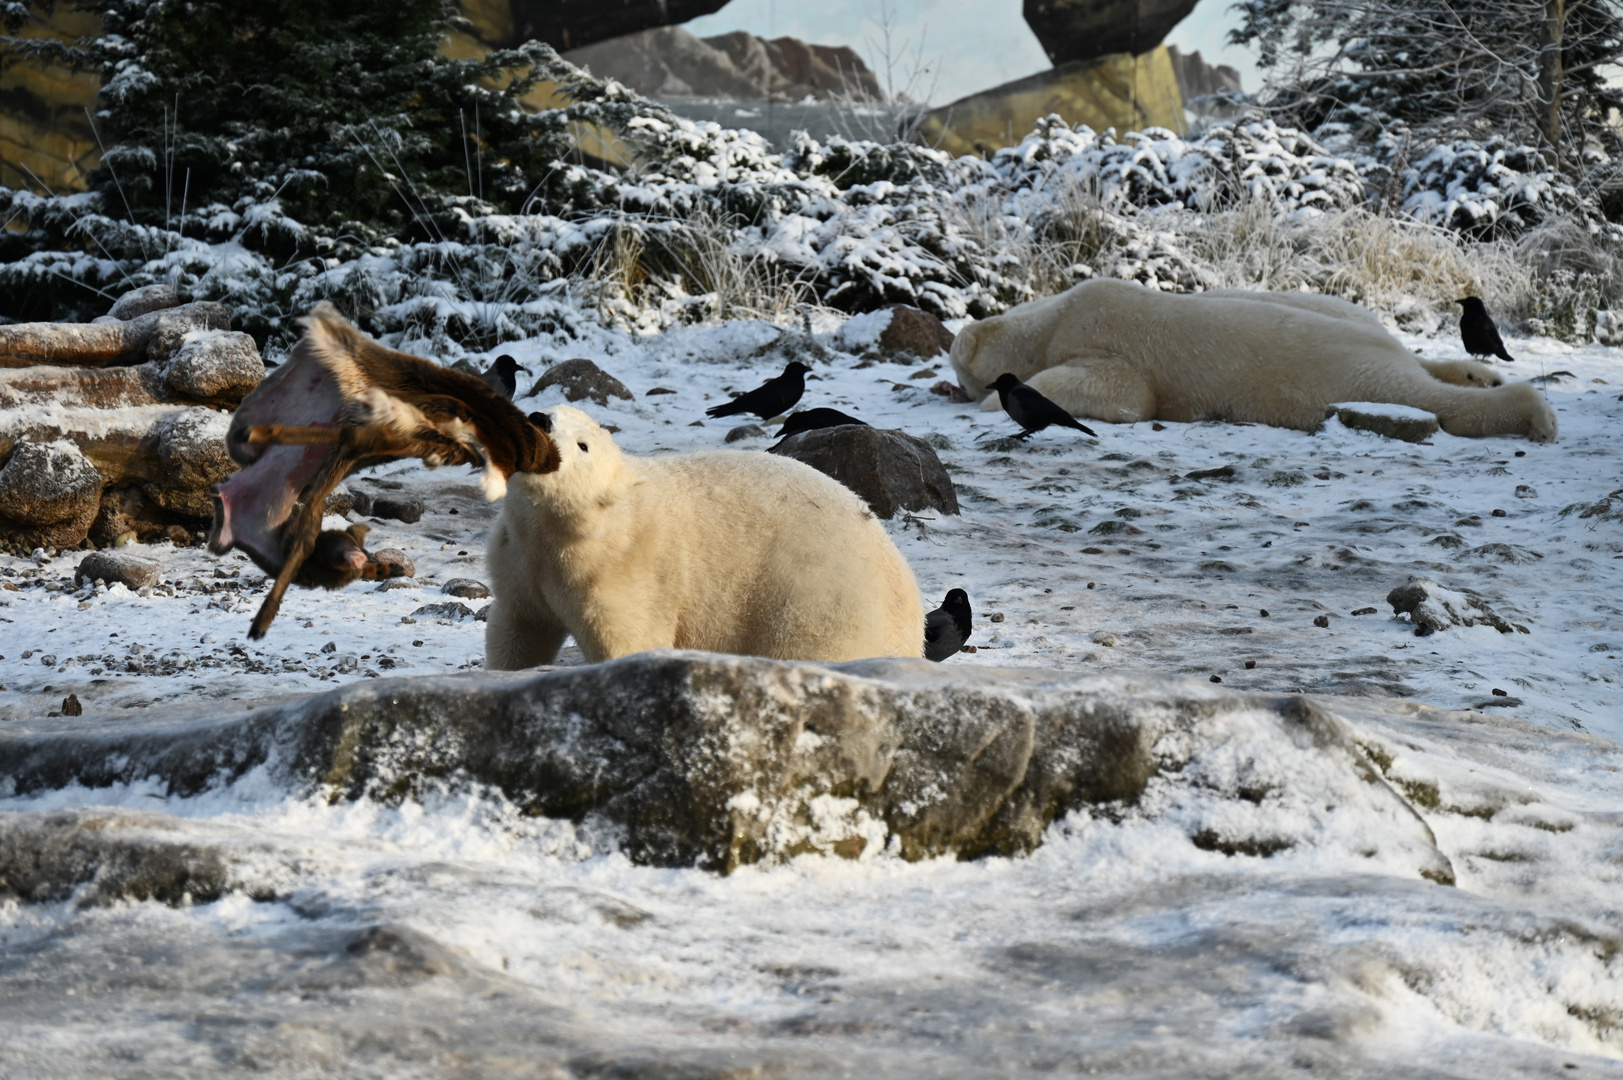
[[705, 361, 811, 420], [769, 407, 868, 448], [986, 373, 1098, 440], [480, 354, 527, 398], [924, 588, 973, 662], [1457, 297, 1515, 363]]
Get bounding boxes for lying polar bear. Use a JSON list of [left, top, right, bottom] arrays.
[[484, 404, 925, 668], [951, 281, 1555, 441]]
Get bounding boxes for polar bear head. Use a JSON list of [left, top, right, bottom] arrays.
[[511, 404, 637, 517]]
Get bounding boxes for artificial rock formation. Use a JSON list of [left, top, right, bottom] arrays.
[[0, 286, 263, 552], [0, 653, 1456, 882]]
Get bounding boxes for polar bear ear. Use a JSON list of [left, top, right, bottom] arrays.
[[528, 411, 553, 434]]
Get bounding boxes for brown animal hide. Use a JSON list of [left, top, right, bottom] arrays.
[[208, 304, 558, 639]]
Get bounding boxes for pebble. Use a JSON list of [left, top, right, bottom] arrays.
[[988, 613, 1005, 623], [1313, 615, 1331, 628], [1244, 660, 1256, 669], [1090, 631, 1117, 647], [1514, 485, 1537, 499]]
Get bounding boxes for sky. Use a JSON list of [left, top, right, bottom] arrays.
[[684, 0, 1264, 105]]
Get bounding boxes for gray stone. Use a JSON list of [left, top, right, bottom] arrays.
[[1386, 579, 1521, 635], [1515, 485, 1538, 499], [371, 494, 424, 524], [374, 577, 421, 592], [770, 425, 959, 519], [349, 489, 374, 517], [527, 359, 633, 407], [0, 654, 1454, 882], [162, 331, 265, 404], [74, 550, 161, 591], [409, 601, 476, 623], [145, 302, 233, 361], [107, 284, 181, 321], [725, 424, 767, 443], [1335, 406, 1439, 443], [441, 578, 491, 599], [370, 548, 415, 579]]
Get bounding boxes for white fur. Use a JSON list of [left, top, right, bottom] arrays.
[[484, 405, 925, 668], [952, 281, 1555, 442]]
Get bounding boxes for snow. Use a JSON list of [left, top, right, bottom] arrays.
[[2, 304, 1622, 1074]]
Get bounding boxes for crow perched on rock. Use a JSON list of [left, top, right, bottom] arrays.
[[986, 373, 1098, 440], [480, 355, 527, 398], [705, 361, 811, 420], [1458, 297, 1515, 363], [770, 407, 868, 446], [924, 588, 973, 662]]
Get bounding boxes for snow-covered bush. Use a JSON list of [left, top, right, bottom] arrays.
[[1, 33, 1619, 349]]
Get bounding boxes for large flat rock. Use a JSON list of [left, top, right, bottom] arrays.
[[0, 653, 1452, 881]]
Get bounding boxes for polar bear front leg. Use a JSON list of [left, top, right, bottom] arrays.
[[484, 597, 570, 671], [1023, 357, 1157, 424]]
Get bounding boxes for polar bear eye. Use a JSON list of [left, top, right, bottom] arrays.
[[577, 442, 589, 453]]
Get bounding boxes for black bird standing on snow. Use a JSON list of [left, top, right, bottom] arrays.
[[924, 588, 973, 662], [480, 354, 527, 398], [986, 373, 1098, 440], [1457, 297, 1515, 363], [769, 407, 868, 447], [705, 361, 811, 421]]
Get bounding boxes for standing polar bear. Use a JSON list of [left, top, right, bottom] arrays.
[[951, 280, 1557, 442], [484, 404, 925, 668]]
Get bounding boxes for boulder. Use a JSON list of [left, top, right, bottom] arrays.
[[527, 359, 633, 408], [162, 331, 265, 404], [771, 425, 959, 519], [441, 578, 491, 599], [371, 494, 424, 524], [73, 550, 161, 591], [408, 601, 476, 623], [89, 487, 192, 549], [144, 410, 236, 518], [1386, 579, 1523, 636], [877, 305, 954, 360], [1334, 403, 1439, 443], [107, 284, 181, 321], [0, 654, 1455, 883], [146, 302, 233, 362], [0, 440, 104, 549], [370, 548, 415, 579]]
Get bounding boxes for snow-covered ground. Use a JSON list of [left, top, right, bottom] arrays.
[[2, 308, 1621, 1076]]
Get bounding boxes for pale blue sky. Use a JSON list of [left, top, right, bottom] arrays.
[[684, 0, 1262, 104]]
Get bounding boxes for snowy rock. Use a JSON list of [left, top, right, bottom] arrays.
[[73, 550, 161, 591], [528, 359, 633, 407], [0, 440, 103, 527], [0, 654, 1455, 881], [0, 808, 236, 906], [370, 494, 424, 524], [144, 409, 236, 518], [1332, 402, 1439, 443], [441, 578, 491, 599], [1385, 579, 1520, 635], [144, 302, 233, 361], [724, 423, 766, 443], [162, 331, 265, 404], [876, 305, 955, 360], [771, 425, 959, 519], [408, 601, 476, 623], [323, 483, 355, 517], [106, 285, 181, 321], [370, 548, 414, 579]]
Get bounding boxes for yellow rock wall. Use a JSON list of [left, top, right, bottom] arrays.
[[0, 5, 102, 192], [917, 46, 1185, 159]]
